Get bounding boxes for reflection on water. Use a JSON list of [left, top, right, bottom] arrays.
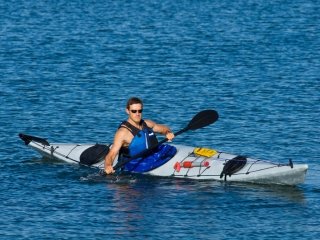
[[85, 172, 306, 203], [107, 183, 144, 236], [222, 181, 306, 204]]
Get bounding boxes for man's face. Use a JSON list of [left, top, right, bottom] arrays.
[[127, 103, 143, 123]]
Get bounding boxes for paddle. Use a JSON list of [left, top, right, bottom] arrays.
[[113, 109, 219, 171]]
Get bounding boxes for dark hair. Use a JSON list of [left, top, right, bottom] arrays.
[[126, 97, 143, 109]]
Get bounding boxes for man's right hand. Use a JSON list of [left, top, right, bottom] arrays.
[[105, 165, 115, 174]]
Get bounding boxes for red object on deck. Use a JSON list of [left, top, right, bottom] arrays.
[[174, 161, 210, 172]]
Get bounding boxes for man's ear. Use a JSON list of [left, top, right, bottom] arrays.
[[125, 108, 130, 115]]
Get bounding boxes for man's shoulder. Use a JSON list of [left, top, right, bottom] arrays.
[[116, 126, 131, 135], [144, 119, 156, 128]]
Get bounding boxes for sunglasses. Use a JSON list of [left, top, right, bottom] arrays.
[[130, 109, 143, 113]]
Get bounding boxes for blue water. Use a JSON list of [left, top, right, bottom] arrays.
[[1, 0, 319, 239]]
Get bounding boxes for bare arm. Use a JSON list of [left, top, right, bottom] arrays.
[[145, 119, 175, 141], [104, 129, 128, 174]]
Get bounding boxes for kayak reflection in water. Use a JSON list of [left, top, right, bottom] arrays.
[[104, 97, 175, 174]]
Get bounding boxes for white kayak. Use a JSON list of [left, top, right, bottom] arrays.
[[19, 133, 308, 186]]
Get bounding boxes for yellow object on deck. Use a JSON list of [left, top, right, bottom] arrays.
[[193, 147, 218, 157]]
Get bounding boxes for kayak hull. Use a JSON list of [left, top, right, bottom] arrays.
[[19, 133, 308, 186]]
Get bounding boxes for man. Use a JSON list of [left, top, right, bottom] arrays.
[[104, 97, 175, 174]]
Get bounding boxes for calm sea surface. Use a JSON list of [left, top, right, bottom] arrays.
[[1, 0, 319, 239]]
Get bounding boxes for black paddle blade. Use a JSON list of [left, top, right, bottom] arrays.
[[187, 109, 219, 131]]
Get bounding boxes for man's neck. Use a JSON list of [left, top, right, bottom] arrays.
[[128, 119, 142, 129]]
